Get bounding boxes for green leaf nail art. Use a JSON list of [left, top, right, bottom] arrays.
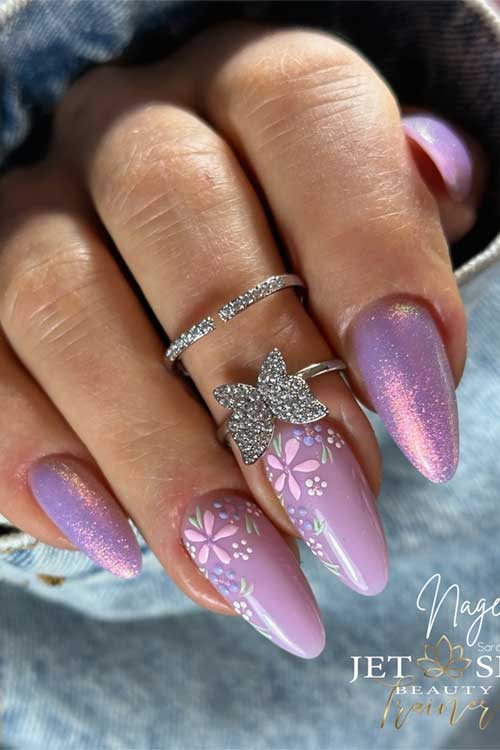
[[313, 517, 325, 536], [272, 431, 283, 457], [188, 511, 201, 529], [239, 577, 255, 598], [323, 561, 341, 576]]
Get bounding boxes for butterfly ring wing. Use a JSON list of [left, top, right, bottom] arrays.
[[213, 383, 275, 464], [257, 348, 328, 424]]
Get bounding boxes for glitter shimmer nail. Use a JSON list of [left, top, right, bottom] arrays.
[[28, 455, 142, 578], [351, 299, 459, 483], [403, 114, 473, 203]]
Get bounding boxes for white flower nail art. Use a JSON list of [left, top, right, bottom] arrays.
[[305, 476, 327, 496]]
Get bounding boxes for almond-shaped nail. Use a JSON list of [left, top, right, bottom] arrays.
[[28, 455, 142, 578], [182, 492, 325, 658], [351, 299, 459, 482], [403, 114, 473, 202], [263, 419, 388, 596]]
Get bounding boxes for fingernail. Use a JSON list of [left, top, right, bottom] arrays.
[[28, 455, 142, 578], [263, 419, 388, 596], [351, 298, 459, 483], [403, 114, 473, 202], [181, 492, 325, 658]]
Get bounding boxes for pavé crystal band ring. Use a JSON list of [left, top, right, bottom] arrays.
[[214, 348, 346, 465], [164, 274, 305, 368]]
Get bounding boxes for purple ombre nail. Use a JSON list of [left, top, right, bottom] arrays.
[[28, 455, 142, 578], [181, 492, 325, 658], [351, 299, 459, 483], [403, 114, 473, 202], [263, 419, 388, 596]]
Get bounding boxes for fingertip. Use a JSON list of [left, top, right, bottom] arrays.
[[403, 113, 474, 203], [402, 109, 488, 242]]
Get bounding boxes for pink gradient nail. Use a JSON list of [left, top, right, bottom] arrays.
[[28, 455, 142, 578], [181, 492, 325, 658], [351, 298, 459, 483], [263, 419, 388, 596], [403, 114, 473, 202]]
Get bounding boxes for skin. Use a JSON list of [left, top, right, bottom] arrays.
[[0, 22, 486, 615]]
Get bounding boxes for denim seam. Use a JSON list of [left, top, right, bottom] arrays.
[[456, 236, 500, 286]]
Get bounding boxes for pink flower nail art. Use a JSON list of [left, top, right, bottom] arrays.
[[266, 437, 320, 500], [184, 507, 237, 565]]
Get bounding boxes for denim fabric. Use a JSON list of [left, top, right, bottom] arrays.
[[0, 1, 499, 749]]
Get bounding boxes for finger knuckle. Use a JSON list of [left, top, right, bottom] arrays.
[[229, 27, 399, 151], [93, 105, 237, 242], [1, 234, 101, 362]]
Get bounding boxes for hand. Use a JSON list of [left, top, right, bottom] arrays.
[[0, 22, 485, 657]]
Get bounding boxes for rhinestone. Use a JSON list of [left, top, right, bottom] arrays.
[[214, 348, 328, 464], [165, 317, 216, 363], [218, 276, 286, 321]]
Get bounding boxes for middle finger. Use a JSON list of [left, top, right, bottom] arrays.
[[58, 63, 388, 596]]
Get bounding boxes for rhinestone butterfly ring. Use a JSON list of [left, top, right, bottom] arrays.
[[215, 348, 346, 465]]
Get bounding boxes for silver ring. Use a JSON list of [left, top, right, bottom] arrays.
[[165, 274, 305, 368], [214, 348, 346, 465]]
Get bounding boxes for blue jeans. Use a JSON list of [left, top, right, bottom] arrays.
[[0, 1, 499, 748]]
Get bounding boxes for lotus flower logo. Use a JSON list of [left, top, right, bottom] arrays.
[[416, 634, 472, 679]]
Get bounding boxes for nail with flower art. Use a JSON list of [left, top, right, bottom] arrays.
[[181, 492, 325, 658], [184, 506, 238, 564], [214, 348, 388, 594], [263, 419, 388, 596]]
